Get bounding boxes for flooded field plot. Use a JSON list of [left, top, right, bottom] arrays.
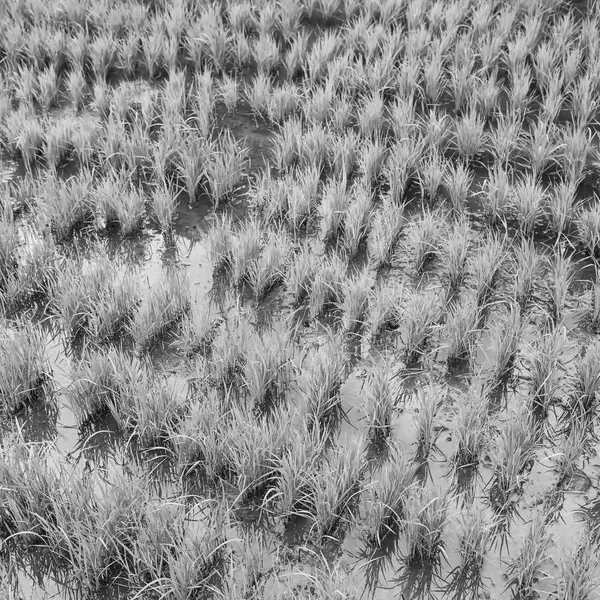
[[2, 0, 600, 598]]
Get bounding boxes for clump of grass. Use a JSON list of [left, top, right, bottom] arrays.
[[445, 292, 482, 369], [231, 218, 263, 289], [0, 202, 19, 290], [400, 289, 441, 364], [206, 213, 234, 277], [303, 335, 348, 435], [364, 360, 395, 445], [449, 385, 489, 497], [542, 248, 576, 326], [174, 304, 222, 359], [443, 218, 471, 292], [343, 183, 372, 259], [242, 324, 294, 415], [469, 235, 505, 308], [554, 537, 600, 600], [286, 241, 317, 305], [408, 211, 443, 275], [129, 269, 190, 352], [488, 409, 537, 538], [524, 327, 566, 420], [150, 182, 178, 238], [444, 507, 492, 600], [505, 513, 551, 600], [361, 452, 416, 548], [308, 253, 346, 320], [576, 201, 600, 258], [444, 156, 474, 217], [486, 304, 523, 389], [248, 228, 289, 302], [310, 443, 364, 541], [0, 321, 51, 415], [401, 486, 450, 599], [368, 197, 405, 271], [367, 281, 402, 341], [511, 174, 548, 238], [571, 340, 600, 421], [53, 254, 140, 343], [512, 237, 542, 311], [318, 176, 348, 245], [339, 268, 371, 334], [482, 162, 512, 228], [204, 132, 248, 209], [412, 381, 443, 482]]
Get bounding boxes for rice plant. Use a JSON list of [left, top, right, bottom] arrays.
[[576, 201, 600, 258], [286, 241, 317, 305], [318, 176, 348, 244], [367, 197, 405, 271], [470, 235, 505, 309], [342, 183, 372, 259], [339, 268, 371, 334], [408, 211, 443, 276], [361, 452, 416, 548], [95, 172, 145, 237], [248, 228, 289, 302], [571, 339, 600, 420], [310, 443, 364, 541], [554, 537, 600, 600], [449, 385, 488, 497], [511, 237, 542, 311], [443, 218, 471, 292], [0, 320, 51, 415], [445, 292, 482, 369], [511, 174, 548, 238], [486, 304, 523, 389], [231, 218, 263, 289], [206, 213, 234, 276], [400, 486, 450, 599], [489, 406, 537, 523], [400, 290, 441, 364], [524, 327, 566, 420], [444, 507, 492, 600], [303, 334, 348, 434], [363, 360, 396, 445], [367, 281, 402, 341], [412, 381, 443, 483], [0, 203, 19, 290], [308, 253, 346, 320], [505, 513, 551, 600], [205, 133, 247, 209], [129, 269, 190, 352], [542, 248, 576, 326], [150, 183, 178, 237], [444, 161, 473, 217]]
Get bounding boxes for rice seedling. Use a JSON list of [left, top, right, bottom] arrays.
[[92, 80, 112, 122], [343, 183, 372, 260], [16, 116, 45, 173], [0, 320, 51, 415], [308, 253, 346, 320], [551, 420, 591, 491], [511, 173, 548, 238], [129, 269, 190, 352], [40, 169, 95, 241], [542, 248, 576, 326], [360, 137, 387, 192], [44, 118, 74, 171], [0, 203, 19, 290], [242, 325, 294, 415], [284, 31, 310, 79], [302, 334, 348, 434], [329, 130, 359, 178], [524, 117, 562, 179], [486, 304, 523, 390], [488, 112, 525, 168], [367, 280, 402, 341], [141, 18, 166, 80], [407, 211, 443, 276], [400, 290, 441, 365], [247, 228, 289, 301], [400, 485, 450, 599], [339, 268, 371, 334], [576, 201, 600, 258], [206, 213, 234, 277], [253, 34, 280, 75], [177, 136, 207, 207], [305, 30, 340, 83], [418, 149, 446, 206], [445, 292, 482, 369], [363, 360, 396, 445], [318, 176, 348, 245], [524, 327, 566, 420], [571, 340, 600, 420], [286, 241, 317, 306], [561, 123, 593, 183], [231, 218, 263, 289], [548, 176, 579, 240], [37, 67, 59, 113], [361, 452, 416, 548], [310, 443, 364, 541], [554, 537, 600, 600], [150, 183, 178, 238], [504, 512, 551, 599], [444, 507, 492, 600], [384, 139, 421, 204], [443, 218, 471, 292], [508, 62, 533, 117], [204, 133, 248, 209], [444, 161, 473, 217], [89, 31, 116, 81], [453, 110, 486, 164], [217, 73, 239, 115], [470, 235, 505, 309], [488, 408, 537, 539]]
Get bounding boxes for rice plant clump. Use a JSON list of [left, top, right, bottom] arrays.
[[0, 321, 51, 415]]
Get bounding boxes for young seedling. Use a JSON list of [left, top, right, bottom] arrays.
[[318, 176, 348, 245], [445, 292, 482, 370], [571, 340, 600, 421], [511, 174, 548, 238], [444, 161, 473, 217], [408, 211, 443, 276], [576, 202, 600, 258], [554, 537, 600, 600], [400, 290, 441, 365], [308, 253, 346, 321], [444, 507, 492, 600], [443, 217, 471, 292], [302, 335, 348, 435], [286, 241, 317, 306], [339, 268, 371, 334], [542, 248, 576, 326], [231, 218, 263, 289], [512, 237, 542, 311], [368, 198, 405, 272], [412, 381, 443, 483], [343, 183, 372, 260], [486, 304, 523, 389], [505, 512, 551, 600], [367, 281, 402, 341], [129, 269, 190, 352], [400, 485, 450, 599], [470, 235, 505, 309], [363, 360, 396, 446], [449, 384, 489, 498], [361, 452, 416, 548], [0, 320, 51, 415]]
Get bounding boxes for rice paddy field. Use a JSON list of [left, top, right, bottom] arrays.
[[3, 0, 600, 598]]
